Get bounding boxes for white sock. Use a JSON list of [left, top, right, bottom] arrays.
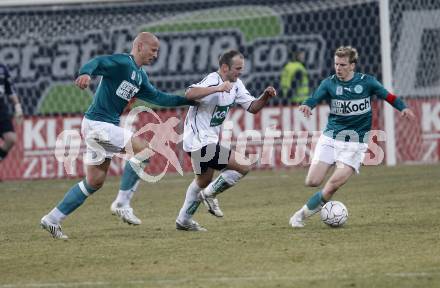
[[301, 204, 321, 218], [177, 180, 202, 222], [46, 207, 67, 224], [114, 180, 140, 207], [204, 170, 244, 197]]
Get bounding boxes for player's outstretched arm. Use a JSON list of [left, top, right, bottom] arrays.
[[300, 78, 329, 113], [185, 81, 233, 100], [372, 77, 416, 121], [139, 86, 197, 107], [247, 86, 276, 114], [75, 55, 121, 89], [137, 74, 197, 107]]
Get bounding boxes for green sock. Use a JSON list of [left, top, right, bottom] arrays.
[[120, 160, 141, 191], [57, 180, 98, 215], [306, 191, 325, 210]]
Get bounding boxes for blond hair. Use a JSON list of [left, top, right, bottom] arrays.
[[335, 46, 358, 64]]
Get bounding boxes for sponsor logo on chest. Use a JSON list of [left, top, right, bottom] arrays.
[[210, 104, 232, 127], [331, 97, 371, 116], [336, 84, 364, 95], [116, 80, 139, 101]]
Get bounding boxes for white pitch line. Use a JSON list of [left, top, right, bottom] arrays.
[[0, 282, 109, 288], [1, 272, 438, 288], [386, 272, 433, 278]]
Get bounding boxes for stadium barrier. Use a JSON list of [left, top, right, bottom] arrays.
[[3, 99, 438, 181]]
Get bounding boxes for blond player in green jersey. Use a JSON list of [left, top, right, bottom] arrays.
[[290, 46, 415, 228]]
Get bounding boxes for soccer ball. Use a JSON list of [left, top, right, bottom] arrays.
[[320, 201, 348, 227]]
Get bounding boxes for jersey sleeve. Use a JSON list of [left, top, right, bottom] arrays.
[[186, 73, 222, 104], [78, 54, 125, 77], [369, 76, 407, 111], [303, 78, 330, 108], [137, 74, 196, 107], [188, 73, 221, 89], [235, 80, 256, 110], [369, 76, 389, 99]]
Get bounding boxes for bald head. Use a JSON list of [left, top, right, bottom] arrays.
[[131, 32, 160, 66], [133, 32, 159, 48]]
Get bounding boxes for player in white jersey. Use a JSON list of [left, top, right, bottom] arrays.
[[175, 49, 276, 231]]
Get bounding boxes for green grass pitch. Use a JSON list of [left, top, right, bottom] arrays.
[[1, 164, 439, 288]]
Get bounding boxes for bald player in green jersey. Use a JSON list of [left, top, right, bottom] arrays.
[[289, 46, 415, 228], [40, 32, 195, 239]]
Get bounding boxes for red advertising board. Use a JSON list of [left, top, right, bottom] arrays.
[[0, 100, 435, 181]]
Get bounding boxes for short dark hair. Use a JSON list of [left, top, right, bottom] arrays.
[[219, 49, 244, 67]]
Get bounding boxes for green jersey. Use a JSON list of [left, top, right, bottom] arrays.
[[304, 72, 407, 143], [79, 53, 193, 125]]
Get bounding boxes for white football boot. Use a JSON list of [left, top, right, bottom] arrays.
[[200, 191, 224, 217], [289, 205, 323, 228], [40, 215, 68, 239], [289, 210, 306, 228], [175, 219, 207, 232], [110, 202, 142, 225]]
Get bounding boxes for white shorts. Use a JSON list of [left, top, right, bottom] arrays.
[[81, 118, 133, 165], [312, 135, 368, 173]]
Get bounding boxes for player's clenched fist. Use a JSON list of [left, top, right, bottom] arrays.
[[263, 86, 277, 98], [401, 108, 416, 121], [217, 81, 233, 93], [75, 74, 91, 89], [299, 104, 312, 117]]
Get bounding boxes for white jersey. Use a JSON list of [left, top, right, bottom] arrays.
[[183, 72, 255, 152]]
